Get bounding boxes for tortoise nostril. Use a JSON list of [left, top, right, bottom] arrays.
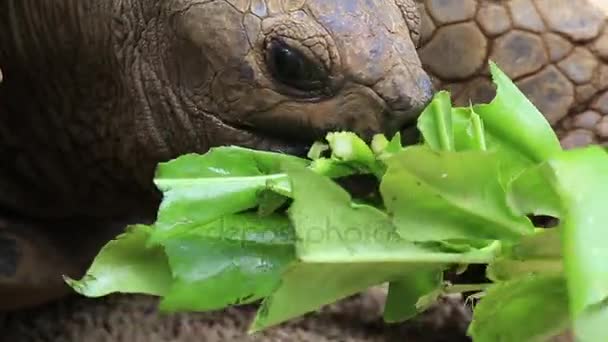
[[409, 72, 434, 112]]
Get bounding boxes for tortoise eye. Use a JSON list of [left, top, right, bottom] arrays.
[[265, 39, 327, 92]]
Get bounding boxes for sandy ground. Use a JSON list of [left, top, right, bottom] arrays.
[[0, 290, 474, 342]]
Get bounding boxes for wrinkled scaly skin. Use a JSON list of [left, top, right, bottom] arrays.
[[416, 0, 608, 149], [0, 0, 432, 310]]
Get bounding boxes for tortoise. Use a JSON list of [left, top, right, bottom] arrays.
[[0, 0, 433, 311], [0, 0, 606, 314]]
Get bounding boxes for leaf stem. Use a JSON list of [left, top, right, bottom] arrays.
[[470, 111, 487, 151], [434, 97, 454, 152]]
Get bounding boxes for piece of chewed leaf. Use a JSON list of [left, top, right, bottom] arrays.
[[307, 141, 329, 160], [307, 135, 373, 179], [326, 131, 375, 163], [65, 225, 172, 297], [159, 213, 296, 312], [372, 133, 403, 160], [381, 146, 534, 242], [418, 90, 454, 152], [468, 274, 571, 342], [325, 131, 384, 177], [371, 134, 390, 155], [148, 147, 307, 245]]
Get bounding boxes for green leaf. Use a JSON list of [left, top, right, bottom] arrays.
[[307, 142, 329, 160], [65, 225, 172, 297], [543, 146, 608, 339], [251, 262, 422, 332], [381, 146, 534, 242], [386, 133, 404, 154], [371, 134, 390, 155], [251, 164, 499, 331], [445, 62, 563, 190], [383, 269, 444, 323], [450, 107, 482, 152], [487, 258, 563, 283], [417, 90, 454, 151], [468, 274, 570, 342], [287, 163, 499, 264], [286, 163, 398, 260], [575, 298, 608, 342], [487, 229, 563, 282], [372, 133, 404, 160], [510, 228, 562, 260], [70, 64, 605, 339], [159, 213, 296, 312], [473, 62, 562, 163], [148, 147, 307, 244], [326, 131, 375, 164], [466, 108, 487, 151], [506, 163, 562, 219], [449, 106, 532, 189], [309, 158, 359, 179], [155, 147, 308, 179], [325, 131, 384, 177], [257, 190, 288, 216]]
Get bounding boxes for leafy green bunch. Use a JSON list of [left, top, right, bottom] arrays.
[[66, 63, 608, 341]]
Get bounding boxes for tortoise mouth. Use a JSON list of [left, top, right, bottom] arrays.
[[208, 110, 421, 159], [222, 120, 421, 159], [207, 114, 313, 157]]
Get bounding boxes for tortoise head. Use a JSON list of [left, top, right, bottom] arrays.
[[170, 0, 433, 154]]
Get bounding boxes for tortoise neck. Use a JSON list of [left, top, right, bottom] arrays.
[[0, 0, 159, 220], [1, 0, 115, 67]]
